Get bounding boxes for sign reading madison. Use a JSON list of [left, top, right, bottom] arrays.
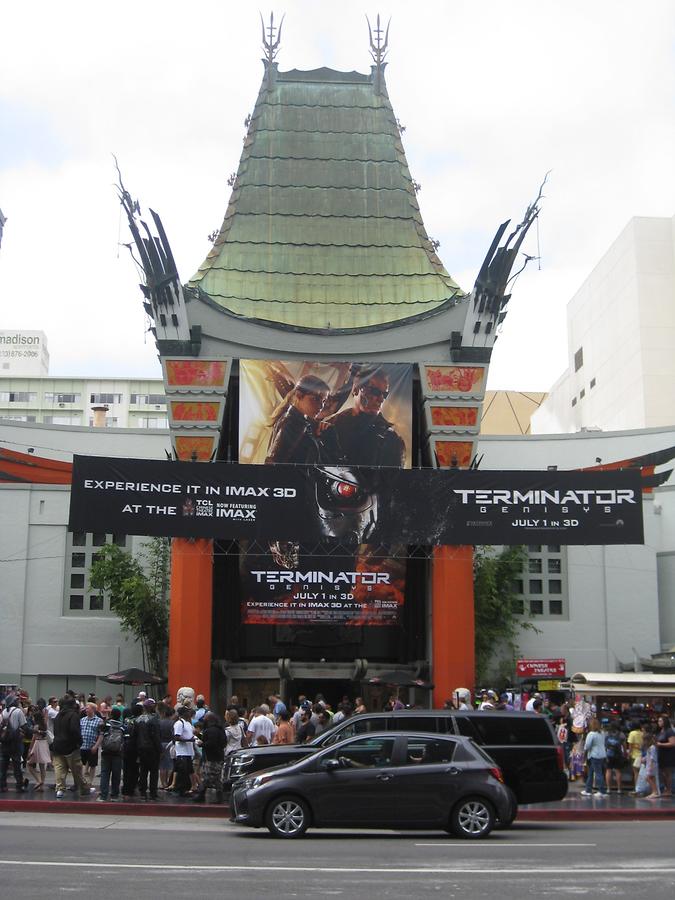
[[68, 456, 644, 545]]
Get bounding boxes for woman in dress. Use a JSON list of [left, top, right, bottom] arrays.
[[643, 733, 660, 799], [26, 705, 51, 790]]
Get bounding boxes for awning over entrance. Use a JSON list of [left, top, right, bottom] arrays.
[[562, 672, 675, 697]]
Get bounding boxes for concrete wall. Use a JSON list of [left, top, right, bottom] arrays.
[[0, 483, 146, 697]]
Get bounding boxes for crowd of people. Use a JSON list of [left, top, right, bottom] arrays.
[[559, 699, 675, 799], [0, 687, 371, 802], [1, 686, 673, 803]]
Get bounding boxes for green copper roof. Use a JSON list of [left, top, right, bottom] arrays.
[[189, 64, 465, 330]]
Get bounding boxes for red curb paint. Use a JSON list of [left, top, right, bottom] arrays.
[[0, 799, 227, 818], [1, 799, 673, 822]]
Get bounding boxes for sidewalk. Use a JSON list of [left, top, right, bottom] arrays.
[[1, 774, 674, 820]]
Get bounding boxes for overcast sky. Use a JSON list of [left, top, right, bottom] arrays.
[[1, 0, 673, 389]]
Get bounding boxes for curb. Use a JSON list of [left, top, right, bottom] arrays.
[[1, 799, 674, 821], [517, 808, 675, 821], [0, 799, 227, 818]]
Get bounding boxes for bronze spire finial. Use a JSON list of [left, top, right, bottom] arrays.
[[261, 11, 284, 70], [366, 13, 390, 93]]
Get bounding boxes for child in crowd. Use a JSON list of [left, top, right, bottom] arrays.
[[569, 738, 585, 781]]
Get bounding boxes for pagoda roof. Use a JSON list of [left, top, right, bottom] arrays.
[[189, 63, 465, 331]]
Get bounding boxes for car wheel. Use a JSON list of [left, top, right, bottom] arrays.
[[448, 796, 495, 839], [265, 796, 310, 838]]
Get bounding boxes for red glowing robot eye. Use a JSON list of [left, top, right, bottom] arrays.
[[335, 481, 358, 498]]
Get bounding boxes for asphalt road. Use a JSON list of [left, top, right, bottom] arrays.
[[1, 813, 674, 899]]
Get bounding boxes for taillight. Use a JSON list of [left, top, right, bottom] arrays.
[[555, 744, 565, 772], [489, 766, 504, 783]]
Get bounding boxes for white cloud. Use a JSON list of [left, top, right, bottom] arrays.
[[1, 0, 673, 389]]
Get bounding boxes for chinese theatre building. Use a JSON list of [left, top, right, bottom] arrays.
[[121, 20, 544, 711]]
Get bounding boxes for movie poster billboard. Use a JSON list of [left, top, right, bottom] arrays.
[[238, 360, 412, 627]]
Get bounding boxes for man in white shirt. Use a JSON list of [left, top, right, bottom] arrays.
[[525, 692, 542, 712], [247, 706, 276, 746], [46, 697, 59, 738]]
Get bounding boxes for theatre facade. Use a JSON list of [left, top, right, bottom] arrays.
[[116, 23, 555, 710]]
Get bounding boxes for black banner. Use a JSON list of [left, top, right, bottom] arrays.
[[68, 456, 644, 545]]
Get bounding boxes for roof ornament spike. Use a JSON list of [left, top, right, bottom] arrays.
[[366, 13, 390, 94], [261, 10, 284, 86]]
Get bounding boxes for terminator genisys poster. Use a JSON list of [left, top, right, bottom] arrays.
[[238, 360, 412, 626]]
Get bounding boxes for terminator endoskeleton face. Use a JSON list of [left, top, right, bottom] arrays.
[[307, 466, 379, 544]]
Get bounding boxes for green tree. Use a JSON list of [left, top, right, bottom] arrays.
[[89, 538, 170, 675], [473, 545, 539, 687]]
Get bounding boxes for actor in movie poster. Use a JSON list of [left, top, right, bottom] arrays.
[[239, 360, 412, 469], [239, 360, 412, 626]]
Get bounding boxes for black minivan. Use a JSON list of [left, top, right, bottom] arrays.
[[225, 709, 567, 815]]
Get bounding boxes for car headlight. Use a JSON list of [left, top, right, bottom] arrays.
[[251, 773, 276, 789]]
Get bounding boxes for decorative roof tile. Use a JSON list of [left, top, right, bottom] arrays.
[[190, 64, 464, 330]]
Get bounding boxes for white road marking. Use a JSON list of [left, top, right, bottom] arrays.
[[414, 842, 596, 847], [0, 861, 673, 876]]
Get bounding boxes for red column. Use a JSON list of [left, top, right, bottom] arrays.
[[431, 545, 475, 708], [168, 538, 213, 706]]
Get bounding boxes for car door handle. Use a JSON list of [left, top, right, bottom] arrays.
[[445, 767, 462, 776], [376, 773, 394, 781]]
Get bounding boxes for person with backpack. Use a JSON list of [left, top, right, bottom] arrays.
[[95, 707, 125, 801], [604, 723, 627, 793], [0, 695, 28, 793], [192, 712, 226, 803], [121, 703, 142, 800], [224, 708, 248, 756], [135, 699, 162, 801]]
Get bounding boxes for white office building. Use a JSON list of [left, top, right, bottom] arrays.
[[532, 216, 675, 435]]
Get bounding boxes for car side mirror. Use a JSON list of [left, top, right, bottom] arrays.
[[322, 758, 341, 771]]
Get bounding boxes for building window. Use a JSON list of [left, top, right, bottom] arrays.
[[63, 532, 129, 616], [0, 391, 37, 402], [571, 397, 577, 407], [138, 416, 168, 428], [574, 347, 583, 371], [579, 388, 585, 399], [87, 417, 119, 427], [43, 415, 82, 425], [90, 393, 122, 404], [513, 546, 569, 620], [590, 378, 596, 389], [130, 393, 166, 406], [44, 393, 80, 404]]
